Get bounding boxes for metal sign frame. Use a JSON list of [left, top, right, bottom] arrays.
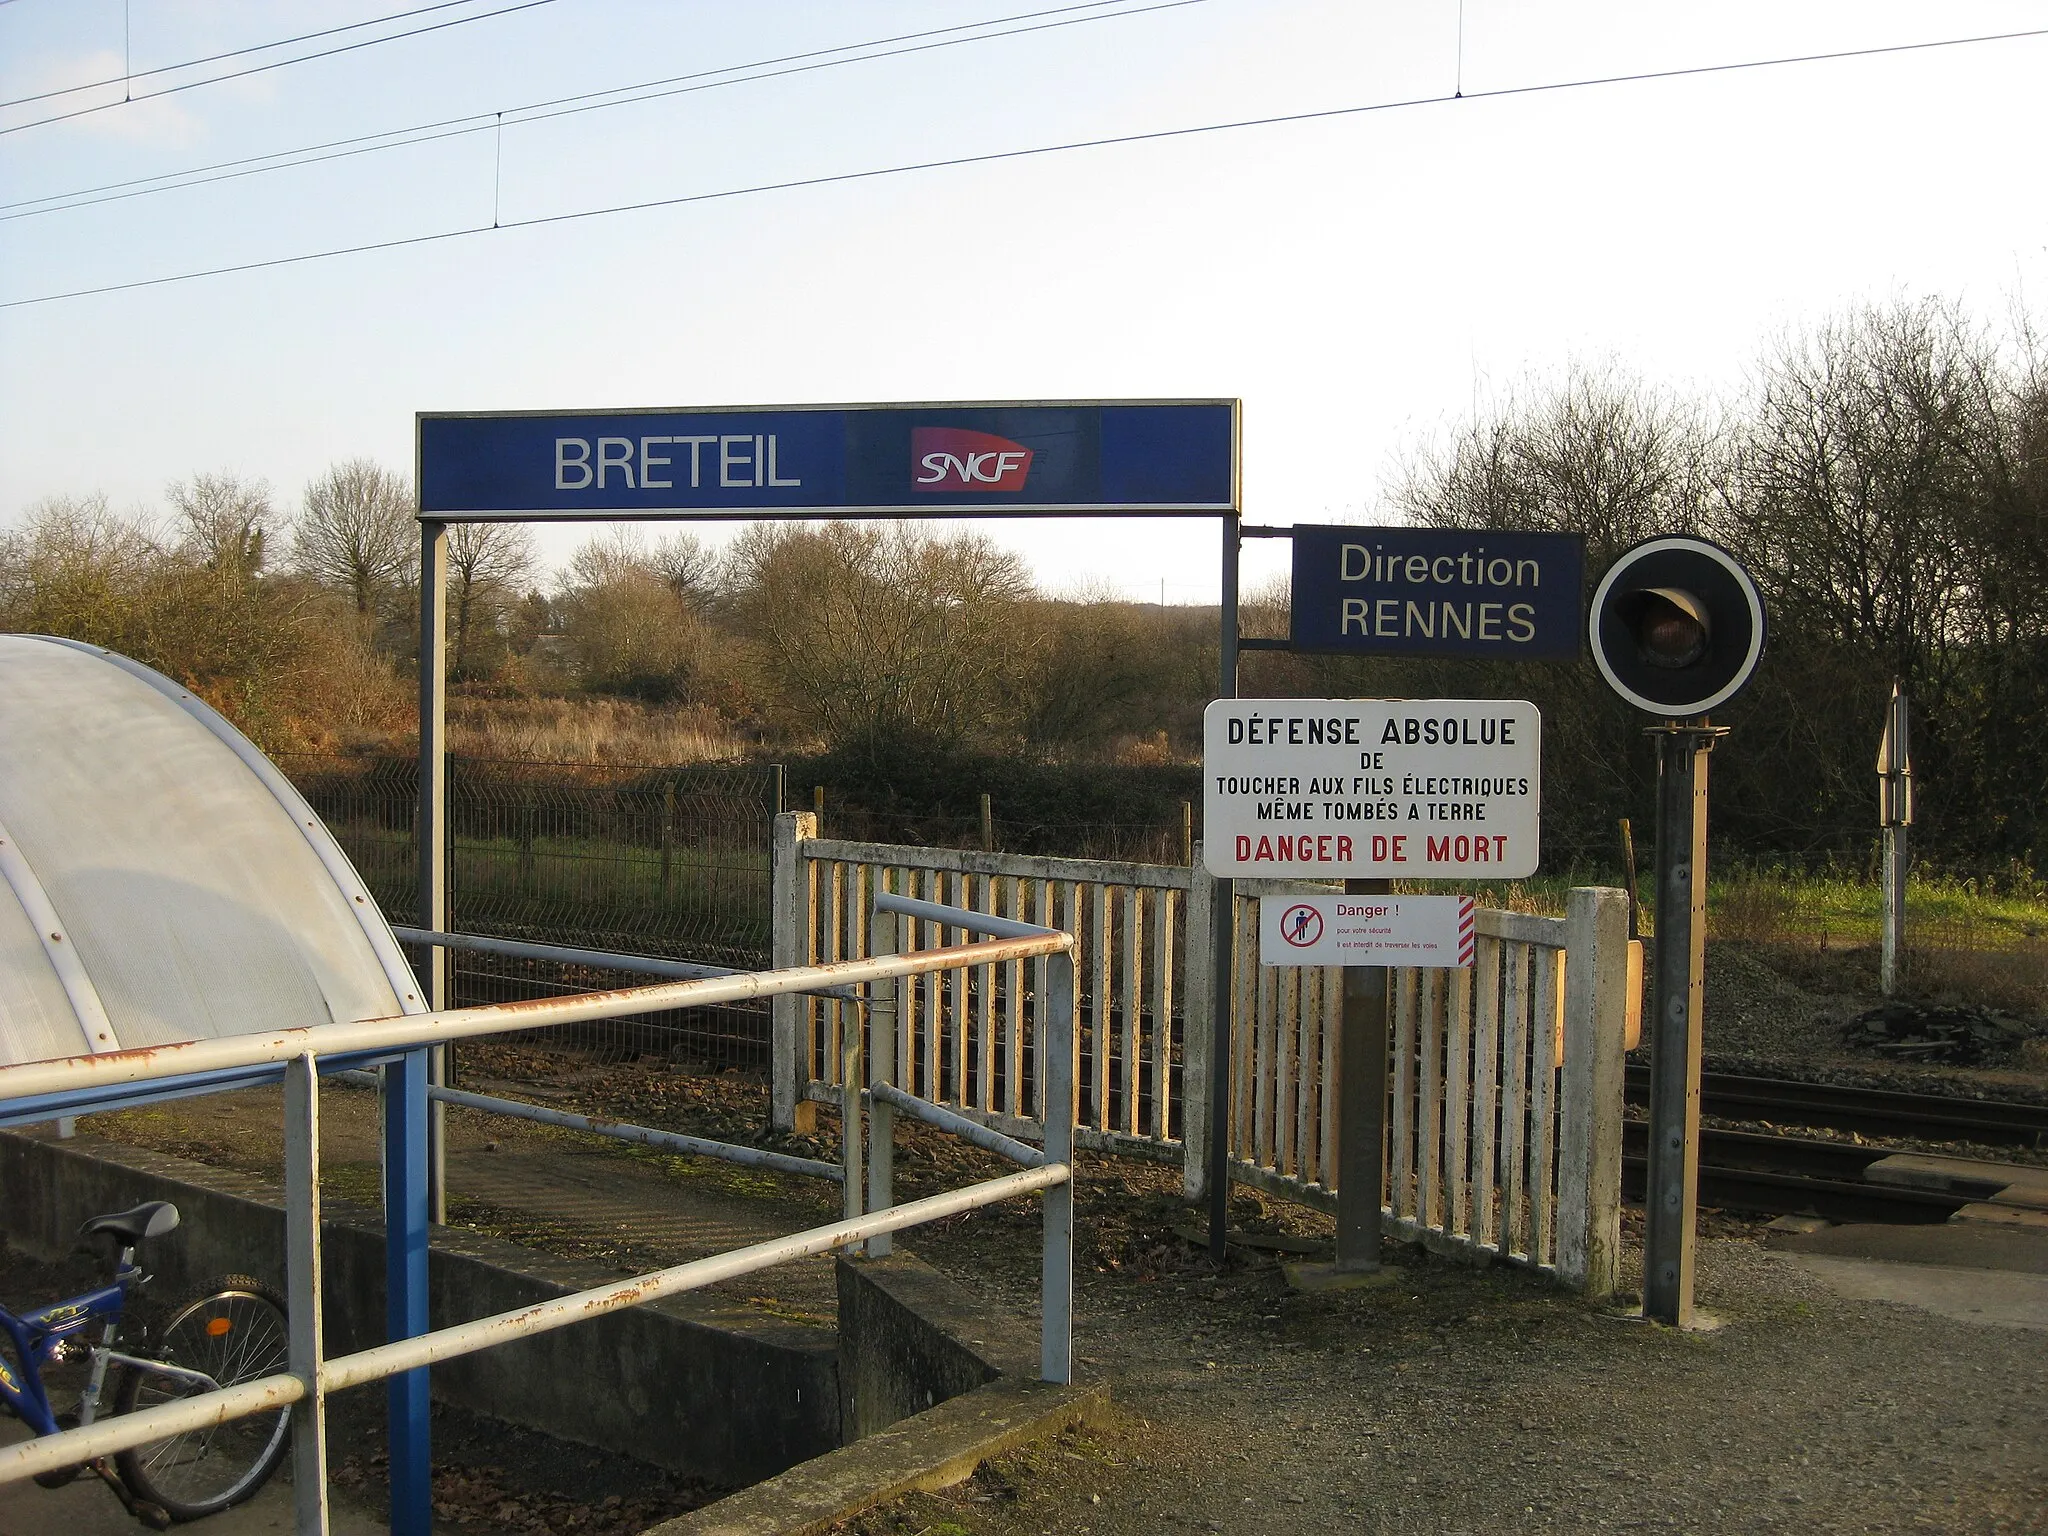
[[405, 397, 1246, 1536], [414, 398, 1240, 521]]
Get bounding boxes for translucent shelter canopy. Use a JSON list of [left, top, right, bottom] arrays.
[[0, 636, 421, 1070]]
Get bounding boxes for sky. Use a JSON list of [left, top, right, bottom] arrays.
[[3, 0, 2045, 602]]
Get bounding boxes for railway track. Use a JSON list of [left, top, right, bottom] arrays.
[[1622, 1064, 2048, 1147], [1618, 1122, 1984, 1223]]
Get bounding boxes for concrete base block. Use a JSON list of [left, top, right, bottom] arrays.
[[1283, 1260, 1401, 1294]]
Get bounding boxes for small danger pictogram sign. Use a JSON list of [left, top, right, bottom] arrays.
[[1257, 894, 1475, 968]]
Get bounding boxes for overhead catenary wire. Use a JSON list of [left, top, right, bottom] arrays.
[[5, 20, 2045, 311], [0, 0, 1178, 221], [0, 0, 517, 110], [0, 0, 558, 138]]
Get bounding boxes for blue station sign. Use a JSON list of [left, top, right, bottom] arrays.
[[1289, 525, 1584, 660], [417, 400, 1238, 519]]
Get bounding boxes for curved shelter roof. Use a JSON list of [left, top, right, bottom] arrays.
[[0, 636, 422, 1070]]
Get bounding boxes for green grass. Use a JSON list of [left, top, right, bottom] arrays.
[[1412, 868, 2048, 952]]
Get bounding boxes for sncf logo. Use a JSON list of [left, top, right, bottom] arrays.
[[912, 428, 1034, 492]]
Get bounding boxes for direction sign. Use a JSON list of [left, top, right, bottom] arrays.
[[1289, 525, 1583, 658], [1202, 699, 1542, 879], [416, 400, 1237, 519], [1260, 894, 1475, 967]]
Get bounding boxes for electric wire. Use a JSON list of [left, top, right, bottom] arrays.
[[0, 0, 504, 109], [0, 0, 557, 137], [0, 0, 1165, 220], [5, 20, 2045, 311]]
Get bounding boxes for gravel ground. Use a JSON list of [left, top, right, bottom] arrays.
[[859, 1206, 2048, 1535]]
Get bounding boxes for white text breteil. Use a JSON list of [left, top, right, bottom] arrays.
[[1202, 699, 1542, 879]]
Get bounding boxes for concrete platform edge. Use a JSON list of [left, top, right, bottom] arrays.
[[639, 1375, 1111, 1536]]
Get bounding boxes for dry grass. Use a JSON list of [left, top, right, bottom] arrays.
[[446, 696, 753, 764]]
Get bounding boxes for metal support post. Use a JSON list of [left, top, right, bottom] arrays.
[[1207, 511, 1240, 1261], [1041, 948, 1077, 1384], [1643, 725, 1719, 1326], [283, 1053, 329, 1536], [1879, 679, 1912, 997], [383, 1047, 433, 1536], [1334, 877, 1392, 1271], [418, 518, 449, 1226], [866, 907, 898, 1257], [841, 1002, 863, 1227]]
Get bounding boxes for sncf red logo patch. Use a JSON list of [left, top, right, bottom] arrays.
[[912, 428, 1034, 492]]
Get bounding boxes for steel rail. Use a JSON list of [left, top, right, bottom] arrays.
[[0, 1162, 1069, 1486], [1624, 1064, 2048, 1146], [426, 1082, 845, 1181], [0, 932, 1072, 1106], [320, 1162, 1069, 1390], [869, 1081, 1045, 1166], [871, 889, 1060, 941], [390, 925, 865, 1001]]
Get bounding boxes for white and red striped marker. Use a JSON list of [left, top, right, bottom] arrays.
[[1258, 894, 1476, 968]]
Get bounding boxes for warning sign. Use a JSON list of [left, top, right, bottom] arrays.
[[1202, 699, 1541, 879], [1260, 894, 1476, 968]]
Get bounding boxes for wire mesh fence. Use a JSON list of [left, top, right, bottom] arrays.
[[276, 753, 780, 1068]]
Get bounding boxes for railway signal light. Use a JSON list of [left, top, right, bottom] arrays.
[[1589, 537, 1766, 718]]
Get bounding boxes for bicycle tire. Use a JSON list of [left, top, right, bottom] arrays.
[[112, 1275, 292, 1521]]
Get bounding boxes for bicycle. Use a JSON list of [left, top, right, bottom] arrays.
[[1, 1200, 292, 1527]]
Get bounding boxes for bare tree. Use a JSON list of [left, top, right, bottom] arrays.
[[649, 531, 720, 612], [1393, 364, 1723, 566], [167, 471, 272, 588], [723, 522, 1035, 755], [0, 493, 158, 644], [447, 521, 538, 678], [551, 528, 705, 699], [291, 459, 415, 617]]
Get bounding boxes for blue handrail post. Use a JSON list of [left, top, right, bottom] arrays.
[[384, 1046, 433, 1536]]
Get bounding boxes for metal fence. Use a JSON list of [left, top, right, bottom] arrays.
[[0, 911, 1081, 1536], [275, 754, 780, 1067]]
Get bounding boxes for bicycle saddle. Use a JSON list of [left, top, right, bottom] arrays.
[[78, 1201, 180, 1244]]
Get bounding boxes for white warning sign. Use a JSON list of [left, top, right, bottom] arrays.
[[1202, 699, 1541, 879], [1260, 894, 1476, 968]]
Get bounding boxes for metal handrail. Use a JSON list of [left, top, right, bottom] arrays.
[[391, 925, 866, 1001], [0, 914, 1082, 1526], [0, 934, 1069, 1104]]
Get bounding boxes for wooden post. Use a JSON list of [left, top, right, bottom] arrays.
[[980, 792, 994, 852], [771, 810, 819, 1133], [1334, 877, 1391, 1271], [1180, 801, 1193, 867], [813, 783, 826, 833], [1555, 886, 1629, 1297]]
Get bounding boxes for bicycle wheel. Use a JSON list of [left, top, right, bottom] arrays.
[[112, 1276, 293, 1521]]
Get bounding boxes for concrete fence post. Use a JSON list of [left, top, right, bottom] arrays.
[[771, 811, 818, 1132], [1181, 849, 1217, 1200], [1555, 885, 1629, 1297]]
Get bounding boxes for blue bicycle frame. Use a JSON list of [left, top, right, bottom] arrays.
[[0, 1270, 134, 1437]]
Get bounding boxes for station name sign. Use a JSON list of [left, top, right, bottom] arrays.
[[1289, 526, 1583, 658], [1202, 699, 1541, 879], [416, 400, 1237, 520]]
